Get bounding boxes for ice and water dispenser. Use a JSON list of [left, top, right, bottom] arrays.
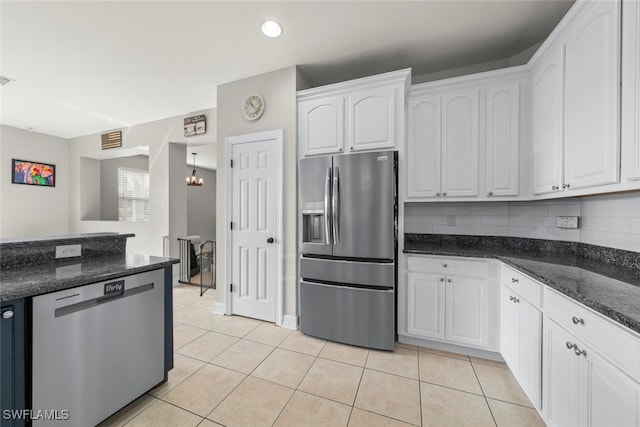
[[302, 202, 326, 244]]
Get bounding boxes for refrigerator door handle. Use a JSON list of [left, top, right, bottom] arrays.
[[332, 166, 340, 244], [324, 166, 332, 244]]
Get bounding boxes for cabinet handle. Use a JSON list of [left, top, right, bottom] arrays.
[[566, 341, 576, 350], [513, 297, 520, 303], [442, 263, 448, 268], [552, 185, 559, 190], [1, 310, 14, 319], [442, 192, 447, 196], [574, 346, 586, 357], [511, 278, 518, 283], [509, 296, 514, 301], [572, 316, 584, 325], [563, 183, 571, 189]]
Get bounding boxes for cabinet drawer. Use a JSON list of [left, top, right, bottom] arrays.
[[545, 288, 640, 381], [501, 265, 542, 308], [407, 255, 489, 278]]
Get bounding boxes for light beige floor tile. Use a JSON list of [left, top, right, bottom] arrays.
[[274, 391, 351, 427], [244, 322, 292, 346], [319, 341, 369, 367], [177, 331, 238, 362], [473, 363, 533, 407], [419, 352, 483, 395], [395, 342, 418, 351], [354, 369, 421, 426], [299, 358, 363, 405], [208, 376, 293, 427], [149, 353, 206, 398], [197, 420, 223, 427], [366, 347, 418, 379], [211, 339, 274, 374], [163, 364, 245, 417], [488, 398, 546, 427], [347, 408, 415, 427], [420, 382, 495, 427], [252, 348, 315, 388], [98, 394, 157, 427], [279, 331, 327, 356], [181, 308, 228, 330], [212, 315, 263, 337], [125, 400, 202, 427], [173, 323, 208, 350], [470, 356, 508, 368], [418, 346, 470, 361]]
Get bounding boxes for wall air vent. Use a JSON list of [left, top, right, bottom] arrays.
[[0, 76, 15, 86]]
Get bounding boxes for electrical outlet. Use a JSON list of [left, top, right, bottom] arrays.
[[55, 244, 82, 259], [447, 215, 456, 226], [556, 216, 579, 229]]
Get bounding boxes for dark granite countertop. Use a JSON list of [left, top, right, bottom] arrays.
[[0, 254, 178, 302], [404, 234, 640, 335], [0, 232, 135, 248]]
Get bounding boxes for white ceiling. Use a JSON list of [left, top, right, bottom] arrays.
[[1, 0, 573, 143]]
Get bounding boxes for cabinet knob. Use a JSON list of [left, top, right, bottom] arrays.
[[574, 346, 586, 357], [350, 147, 354, 150], [563, 183, 571, 189], [511, 278, 518, 283], [1, 310, 14, 319], [514, 297, 519, 303], [509, 296, 514, 301], [488, 192, 493, 196], [442, 192, 447, 196], [339, 148, 343, 152], [552, 185, 559, 191], [436, 193, 440, 196], [447, 278, 452, 283], [442, 263, 448, 268], [571, 316, 584, 325], [566, 341, 576, 350], [440, 278, 444, 282]]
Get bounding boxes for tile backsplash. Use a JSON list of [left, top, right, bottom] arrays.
[[405, 191, 640, 253]]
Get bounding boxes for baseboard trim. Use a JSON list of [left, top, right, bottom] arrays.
[[281, 315, 299, 330], [213, 302, 226, 315], [397, 335, 504, 361]]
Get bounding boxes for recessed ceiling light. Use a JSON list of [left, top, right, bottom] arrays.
[[261, 20, 282, 38]]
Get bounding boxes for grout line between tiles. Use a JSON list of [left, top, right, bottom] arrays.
[[469, 357, 498, 427]]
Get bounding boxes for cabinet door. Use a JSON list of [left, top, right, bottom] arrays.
[[406, 272, 445, 339], [564, 0, 620, 190], [348, 85, 396, 152], [441, 89, 480, 197], [298, 96, 345, 156], [500, 285, 519, 370], [407, 96, 441, 198], [486, 84, 520, 197], [532, 47, 565, 195], [622, 0, 640, 182], [588, 348, 640, 427], [445, 276, 488, 347], [517, 298, 542, 410], [543, 320, 587, 427]]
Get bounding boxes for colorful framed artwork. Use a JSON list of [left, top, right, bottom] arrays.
[[11, 159, 56, 187]]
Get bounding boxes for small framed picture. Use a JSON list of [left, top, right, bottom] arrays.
[[11, 159, 56, 187]]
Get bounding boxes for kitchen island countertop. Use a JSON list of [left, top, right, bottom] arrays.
[[0, 254, 178, 302], [404, 235, 640, 335]]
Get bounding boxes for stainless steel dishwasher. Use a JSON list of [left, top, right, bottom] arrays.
[[32, 269, 165, 427]]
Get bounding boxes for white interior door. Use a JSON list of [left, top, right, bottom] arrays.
[[228, 130, 282, 322]]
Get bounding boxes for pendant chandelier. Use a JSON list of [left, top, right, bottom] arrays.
[[186, 152, 204, 186]]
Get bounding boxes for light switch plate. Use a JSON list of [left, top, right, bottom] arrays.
[[55, 244, 82, 259], [556, 216, 579, 229]]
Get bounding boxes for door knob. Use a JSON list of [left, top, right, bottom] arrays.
[[267, 237, 275, 244]]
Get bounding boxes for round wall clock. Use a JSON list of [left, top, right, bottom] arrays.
[[242, 93, 265, 121]]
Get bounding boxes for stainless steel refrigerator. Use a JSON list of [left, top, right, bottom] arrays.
[[299, 150, 397, 351]]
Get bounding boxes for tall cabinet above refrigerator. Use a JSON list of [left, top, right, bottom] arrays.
[[299, 150, 397, 351]]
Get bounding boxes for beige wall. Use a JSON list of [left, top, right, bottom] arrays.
[[216, 66, 299, 320], [0, 125, 70, 238]]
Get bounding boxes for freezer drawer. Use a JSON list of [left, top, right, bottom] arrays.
[[31, 269, 165, 427], [300, 280, 394, 350], [300, 256, 394, 289]]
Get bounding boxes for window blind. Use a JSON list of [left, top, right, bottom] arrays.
[[118, 167, 150, 222]]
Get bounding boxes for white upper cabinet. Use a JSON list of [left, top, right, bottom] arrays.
[[532, 46, 565, 195], [297, 69, 409, 158], [407, 96, 441, 197], [564, 0, 621, 189], [486, 84, 520, 196], [298, 96, 345, 156], [441, 89, 480, 197], [348, 85, 396, 152], [622, 0, 640, 182]]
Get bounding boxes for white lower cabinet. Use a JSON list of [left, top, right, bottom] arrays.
[[404, 256, 493, 350], [500, 284, 542, 409], [543, 318, 640, 427]]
